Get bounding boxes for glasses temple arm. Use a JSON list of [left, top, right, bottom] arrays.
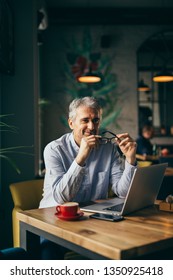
[[102, 130, 121, 141]]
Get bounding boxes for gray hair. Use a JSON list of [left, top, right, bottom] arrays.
[[68, 97, 102, 120]]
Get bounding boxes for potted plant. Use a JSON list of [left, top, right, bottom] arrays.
[[0, 114, 32, 174]]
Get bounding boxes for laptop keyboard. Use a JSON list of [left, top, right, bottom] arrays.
[[104, 203, 124, 212]]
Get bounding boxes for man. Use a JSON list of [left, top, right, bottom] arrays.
[[39, 96, 137, 259], [39, 96, 137, 208], [136, 123, 154, 161]]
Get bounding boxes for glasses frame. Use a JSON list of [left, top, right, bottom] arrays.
[[98, 130, 121, 144], [102, 130, 120, 140]]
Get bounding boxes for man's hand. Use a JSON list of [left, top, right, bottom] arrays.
[[116, 133, 137, 165], [76, 135, 99, 166]]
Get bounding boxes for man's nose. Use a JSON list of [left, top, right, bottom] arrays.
[[87, 120, 94, 130]]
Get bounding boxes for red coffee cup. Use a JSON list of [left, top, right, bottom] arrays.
[[56, 202, 79, 217]]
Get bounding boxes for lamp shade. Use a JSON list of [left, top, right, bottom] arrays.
[[77, 68, 101, 83], [78, 74, 101, 83], [153, 70, 173, 82], [137, 79, 150, 92]]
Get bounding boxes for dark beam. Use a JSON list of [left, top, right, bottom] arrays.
[[47, 7, 173, 25]]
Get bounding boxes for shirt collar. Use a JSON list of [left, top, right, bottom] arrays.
[[69, 132, 79, 152]]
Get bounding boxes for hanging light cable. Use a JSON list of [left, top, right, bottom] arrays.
[[152, 31, 173, 82]]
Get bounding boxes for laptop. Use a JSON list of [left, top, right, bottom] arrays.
[[80, 163, 168, 216]]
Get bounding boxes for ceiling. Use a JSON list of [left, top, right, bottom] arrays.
[[44, 0, 173, 25], [46, 0, 173, 8]]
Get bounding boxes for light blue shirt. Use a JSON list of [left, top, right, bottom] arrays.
[[39, 133, 137, 208]]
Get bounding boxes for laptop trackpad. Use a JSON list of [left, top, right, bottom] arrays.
[[101, 197, 125, 206]]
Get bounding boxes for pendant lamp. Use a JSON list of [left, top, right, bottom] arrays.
[[153, 70, 173, 82], [137, 79, 150, 92], [77, 67, 101, 83]]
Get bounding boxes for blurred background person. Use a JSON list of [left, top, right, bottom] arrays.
[[136, 123, 155, 161]]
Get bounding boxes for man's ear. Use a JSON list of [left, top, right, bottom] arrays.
[[68, 118, 73, 130]]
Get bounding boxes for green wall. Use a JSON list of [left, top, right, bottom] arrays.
[[0, 0, 38, 249]]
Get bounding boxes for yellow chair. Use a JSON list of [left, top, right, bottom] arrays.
[[9, 180, 111, 259], [137, 161, 152, 167], [9, 179, 85, 259], [9, 179, 44, 247]]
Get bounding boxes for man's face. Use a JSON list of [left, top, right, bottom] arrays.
[[68, 106, 101, 146], [143, 128, 154, 139]]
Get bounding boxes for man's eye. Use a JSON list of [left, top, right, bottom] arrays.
[[80, 118, 100, 124], [93, 118, 100, 124], [81, 119, 88, 123]]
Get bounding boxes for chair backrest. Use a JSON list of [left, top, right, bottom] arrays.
[[10, 179, 44, 210], [137, 161, 152, 167], [9, 179, 44, 247], [159, 156, 173, 167]]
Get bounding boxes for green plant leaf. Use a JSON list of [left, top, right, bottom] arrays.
[[38, 98, 51, 106], [0, 154, 21, 174], [94, 83, 117, 96], [101, 109, 122, 129], [60, 116, 68, 128], [0, 115, 33, 174], [64, 88, 78, 98]]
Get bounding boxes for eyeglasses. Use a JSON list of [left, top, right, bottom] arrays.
[[98, 130, 121, 145]]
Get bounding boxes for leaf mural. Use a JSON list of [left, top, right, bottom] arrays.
[[63, 27, 122, 129], [100, 109, 122, 130]]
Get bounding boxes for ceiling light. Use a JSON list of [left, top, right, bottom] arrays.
[[77, 68, 101, 83], [153, 70, 173, 82], [137, 79, 150, 92]]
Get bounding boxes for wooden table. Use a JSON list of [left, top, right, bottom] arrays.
[[17, 203, 173, 260], [165, 167, 173, 176]]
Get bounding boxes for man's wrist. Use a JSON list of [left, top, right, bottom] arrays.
[[126, 157, 137, 166], [75, 155, 86, 166]]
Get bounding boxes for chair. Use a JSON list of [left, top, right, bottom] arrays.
[[9, 180, 111, 259], [159, 156, 173, 167], [9, 179, 44, 247], [137, 161, 152, 167]]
